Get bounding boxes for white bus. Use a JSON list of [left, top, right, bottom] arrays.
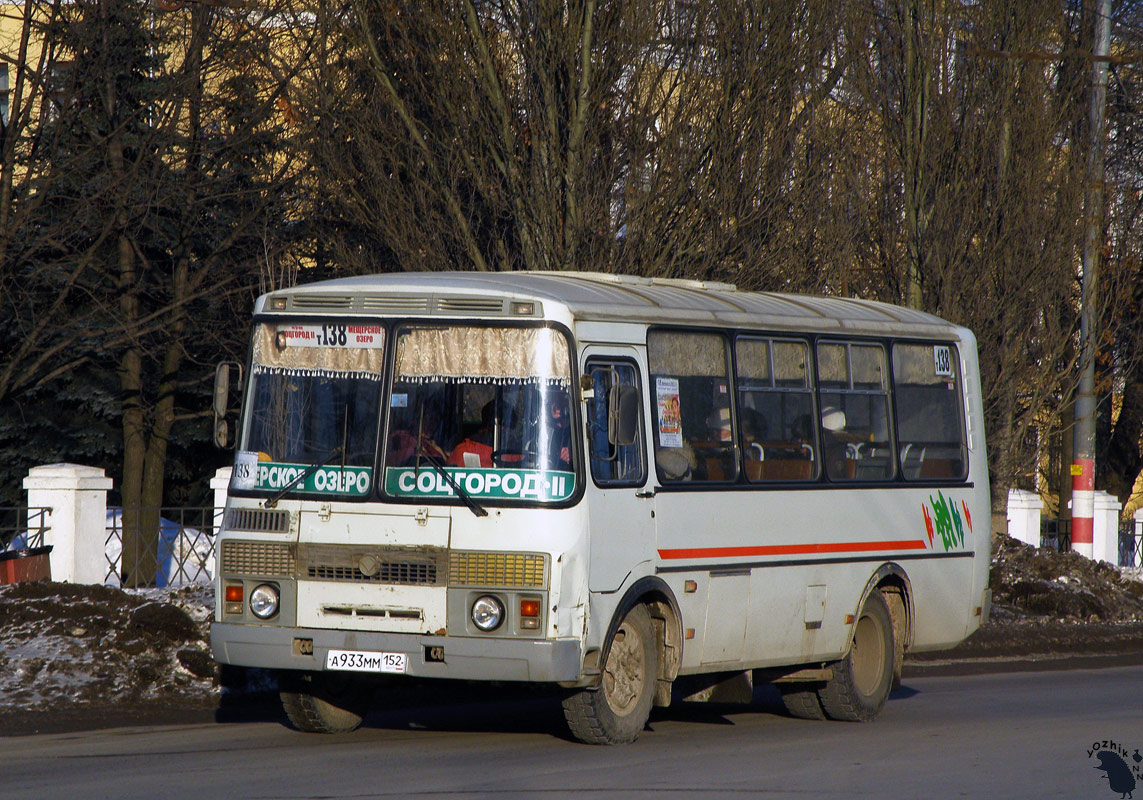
[[210, 271, 991, 744]]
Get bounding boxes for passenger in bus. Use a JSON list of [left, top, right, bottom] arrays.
[[740, 408, 767, 458], [820, 406, 851, 478], [389, 402, 451, 465], [544, 392, 573, 470], [739, 409, 766, 479], [791, 413, 814, 444], [706, 406, 733, 442], [655, 442, 695, 480], [448, 402, 495, 469], [701, 406, 736, 479]]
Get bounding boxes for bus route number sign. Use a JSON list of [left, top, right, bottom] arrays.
[[933, 345, 953, 377], [277, 323, 384, 349]]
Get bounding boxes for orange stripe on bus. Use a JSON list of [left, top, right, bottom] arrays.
[[657, 540, 929, 560]]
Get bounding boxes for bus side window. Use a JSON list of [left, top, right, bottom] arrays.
[[816, 341, 894, 481], [586, 361, 646, 486], [647, 330, 735, 483], [735, 337, 817, 482], [893, 343, 968, 481]]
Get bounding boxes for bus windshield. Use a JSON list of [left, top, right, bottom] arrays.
[[232, 322, 385, 499], [383, 326, 576, 504]]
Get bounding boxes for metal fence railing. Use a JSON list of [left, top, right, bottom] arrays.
[[1040, 517, 1072, 554], [104, 506, 220, 588], [1119, 524, 1143, 570], [0, 507, 52, 551], [1039, 516, 1143, 570]]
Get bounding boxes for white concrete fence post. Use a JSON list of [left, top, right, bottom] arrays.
[[1092, 491, 1123, 565], [1006, 489, 1043, 548], [210, 467, 232, 528], [23, 464, 112, 584], [208, 467, 232, 580]]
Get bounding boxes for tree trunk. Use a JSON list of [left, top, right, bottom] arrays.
[[1100, 369, 1143, 505], [117, 228, 156, 587], [901, 0, 929, 310]]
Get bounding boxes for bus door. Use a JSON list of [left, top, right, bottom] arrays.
[[646, 329, 748, 666], [581, 350, 653, 592]]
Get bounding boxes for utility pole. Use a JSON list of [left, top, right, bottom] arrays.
[[1072, 0, 1111, 559]]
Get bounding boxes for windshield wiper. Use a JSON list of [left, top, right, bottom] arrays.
[[416, 446, 488, 518], [405, 397, 487, 518], [263, 446, 344, 509]]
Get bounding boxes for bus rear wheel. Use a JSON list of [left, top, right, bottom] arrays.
[[562, 604, 658, 745], [818, 589, 894, 723], [279, 671, 369, 733], [778, 683, 827, 720]]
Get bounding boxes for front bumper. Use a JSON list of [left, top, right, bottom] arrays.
[[211, 622, 584, 683]]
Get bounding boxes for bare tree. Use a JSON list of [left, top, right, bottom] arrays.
[[0, 0, 304, 584], [843, 0, 1115, 507], [8, 0, 1142, 533], [291, 0, 869, 283], [1094, 1, 1143, 506]]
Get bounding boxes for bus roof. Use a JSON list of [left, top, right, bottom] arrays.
[[261, 271, 967, 339]]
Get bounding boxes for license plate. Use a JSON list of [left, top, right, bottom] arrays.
[[325, 649, 407, 674]]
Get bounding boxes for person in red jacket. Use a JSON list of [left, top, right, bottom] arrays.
[[448, 402, 495, 468], [389, 402, 450, 465]]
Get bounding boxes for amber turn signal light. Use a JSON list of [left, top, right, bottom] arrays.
[[224, 583, 244, 616]]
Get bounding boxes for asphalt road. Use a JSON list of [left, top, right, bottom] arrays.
[[3, 666, 1142, 800]]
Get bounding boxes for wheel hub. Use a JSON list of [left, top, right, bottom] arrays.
[[851, 614, 885, 697], [603, 624, 645, 716]]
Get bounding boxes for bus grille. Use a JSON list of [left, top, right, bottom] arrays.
[[308, 561, 438, 585], [221, 543, 547, 588], [299, 545, 445, 586], [220, 541, 296, 576], [225, 508, 290, 533], [448, 552, 547, 589]]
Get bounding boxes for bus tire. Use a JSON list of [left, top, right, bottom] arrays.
[[818, 589, 894, 723], [562, 603, 658, 745], [279, 672, 368, 734], [778, 683, 827, 720]]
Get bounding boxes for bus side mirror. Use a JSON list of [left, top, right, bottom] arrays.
[[608, 385, 640, 446], [213, 362, 242, 449]]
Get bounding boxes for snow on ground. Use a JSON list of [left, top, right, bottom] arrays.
[[0, 581, 221, 714], [988, 532, 1143, 622]]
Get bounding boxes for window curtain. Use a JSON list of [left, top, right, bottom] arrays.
[[396, 327, 571, 386]]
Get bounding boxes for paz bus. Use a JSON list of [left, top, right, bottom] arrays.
[[210, 271, 990, 744]]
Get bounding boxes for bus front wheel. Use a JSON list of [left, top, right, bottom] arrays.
[[818, 589, 894, 722], [279, 671, 369, 733], [562, 603, 658, 745]]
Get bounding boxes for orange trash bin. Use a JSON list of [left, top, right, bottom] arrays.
[[0, 545, 53, 584]]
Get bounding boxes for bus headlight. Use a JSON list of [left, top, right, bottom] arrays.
[[471, 595, 504, 632], [249, 583, 280, 619]]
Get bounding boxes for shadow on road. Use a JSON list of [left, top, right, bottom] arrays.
[[212, 679, 832, 741]]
